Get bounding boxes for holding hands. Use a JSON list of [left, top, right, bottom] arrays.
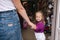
[[28, 21, 36, 29]]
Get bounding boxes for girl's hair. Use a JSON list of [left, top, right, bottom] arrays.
[[35, 11, 45, 23]]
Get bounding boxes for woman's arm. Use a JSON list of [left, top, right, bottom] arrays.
[[12, 0, 30, 24], [12, 0, 36, 28]]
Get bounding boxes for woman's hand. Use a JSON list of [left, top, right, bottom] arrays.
[[28, 22, 36, 30]]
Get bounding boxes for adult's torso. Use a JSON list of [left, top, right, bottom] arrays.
[[0, 0, 16, 11]]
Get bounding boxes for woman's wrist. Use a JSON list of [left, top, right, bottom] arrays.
[[27, 21, 31, 26]]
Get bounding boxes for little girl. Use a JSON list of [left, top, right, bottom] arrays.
[[32, 11, 46, 40]]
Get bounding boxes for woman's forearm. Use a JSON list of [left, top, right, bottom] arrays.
[[18, 7, 30, 23]]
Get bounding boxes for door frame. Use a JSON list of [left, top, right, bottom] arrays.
[[51, 0, 57, 40], [54, 0, 60, 40]]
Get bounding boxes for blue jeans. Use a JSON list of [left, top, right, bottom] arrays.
[[0, 10, 22, 40]]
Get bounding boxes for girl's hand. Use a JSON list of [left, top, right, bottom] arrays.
[[28, 22, 36, 29]]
